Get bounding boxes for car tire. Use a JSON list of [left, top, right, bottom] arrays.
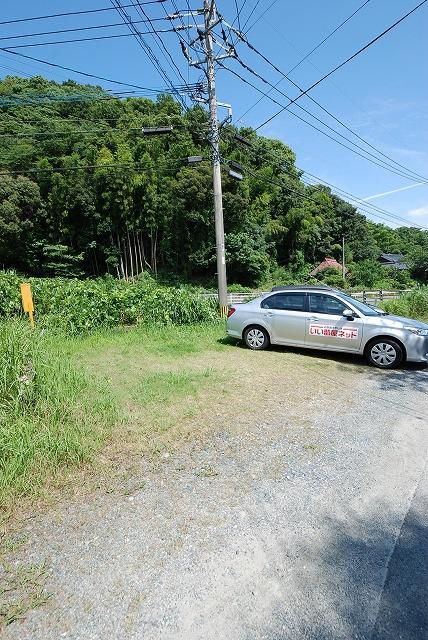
[[365, 338, 404, 369], [244, 326, 270, 351]]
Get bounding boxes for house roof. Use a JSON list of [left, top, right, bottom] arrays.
[[379, 253, 408, 269], [379, 253, 403, 263], [309, 257, 346, 276]]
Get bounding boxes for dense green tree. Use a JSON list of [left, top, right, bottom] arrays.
[[0, 75, 426, 286], [0, 174, 43, 270]]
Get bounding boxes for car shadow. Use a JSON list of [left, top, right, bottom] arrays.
[[218, 336, 427, 372]]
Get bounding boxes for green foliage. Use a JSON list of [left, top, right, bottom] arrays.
[[382, 287, 428, 320], [348, 259, 388, 288], [316, 267, 346, 288], [0, 271, 218, 334], [0, 320, 117, 503], [0, 76, 427, 286]]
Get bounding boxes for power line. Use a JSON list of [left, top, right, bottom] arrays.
[[3, 27, 185, 50], [245, 0, 281, 34], [255, 0, 428, 131], [235, 0, 372, 123], [0, 17, 171, 42], [0, 127, 140, 138], [301, 176, 428, 229], [241, 0, 262, 31], [229, 37, 428, 183], [0, 158, 185, 177], [233, 0, 243, 33], [109, 0, 188, 110], [287, 0, 373, 76], [242, 164, 427, 229], [133, 0, 189, 87], [218, 60, 428, 183], [0, 1, 168, 26], [228, 130, 428, 229], [299, 170, 424, 224], [0, 47, 196, 94], [0, 90, 197, 106]]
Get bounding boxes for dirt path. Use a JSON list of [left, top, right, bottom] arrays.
[[3, 345, 428, 640]]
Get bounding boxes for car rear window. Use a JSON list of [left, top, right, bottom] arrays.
[[261, 293, 305, 311]]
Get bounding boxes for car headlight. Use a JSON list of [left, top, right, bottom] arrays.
[[405, 326, 428, 336]]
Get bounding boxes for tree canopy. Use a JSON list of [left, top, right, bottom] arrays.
[[0, 75, 427, 286]]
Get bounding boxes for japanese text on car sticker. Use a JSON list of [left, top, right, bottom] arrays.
[[309, 325, 359, 339]]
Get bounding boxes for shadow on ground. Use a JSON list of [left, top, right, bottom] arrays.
[[220, 337, 427, 421], [244, 504, 428, 640], [220, 337, 427, 375]]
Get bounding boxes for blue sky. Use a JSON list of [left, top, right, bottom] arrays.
[[1, 0, 427, 228]]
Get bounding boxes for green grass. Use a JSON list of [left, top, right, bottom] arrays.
[[0, 321, 228, 504], [134, 369, 215, 405], [382, 287, 428, 322], [0, 320, 117, 506], [69, 322, 226, 358], [0, 559, 50, 629]]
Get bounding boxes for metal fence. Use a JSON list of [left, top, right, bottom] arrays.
[[201, 289, 413, 305]]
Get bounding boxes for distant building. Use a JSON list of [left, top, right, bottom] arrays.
[[378, 253, 408, 270], [310, 257, 346, 277]]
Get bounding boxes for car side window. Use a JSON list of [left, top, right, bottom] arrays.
[[309, 294, 348, 315], [261, 293, 306, 311]]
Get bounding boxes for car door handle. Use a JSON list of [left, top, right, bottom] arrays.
[[264, 312, 275, 317], [309, 317, 320, 321]]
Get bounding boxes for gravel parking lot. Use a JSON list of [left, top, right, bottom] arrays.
[[3, 345, 428, 640]]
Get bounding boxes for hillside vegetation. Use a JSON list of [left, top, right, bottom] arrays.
[[1, 75, 427, 288]]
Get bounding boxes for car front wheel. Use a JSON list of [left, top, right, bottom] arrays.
[[244, 326, 270, 350], [365, 338, 404, 369]]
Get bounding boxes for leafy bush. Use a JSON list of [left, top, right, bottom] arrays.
[[0, 272, 219, 334], [382, 287, 428, 321], [0, 320, 117, 502], [316, 267, 347, 288]]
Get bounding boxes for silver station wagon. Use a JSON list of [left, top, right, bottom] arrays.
[[226, 285, 428, 369]]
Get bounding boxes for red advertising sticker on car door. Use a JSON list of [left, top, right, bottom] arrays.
[[309, 325, 359, 339]]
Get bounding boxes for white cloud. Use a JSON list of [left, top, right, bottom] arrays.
[[405, 205, 428, 224]]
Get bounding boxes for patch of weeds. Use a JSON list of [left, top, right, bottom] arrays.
[[0, 533, 28, 555], [0, 320, 118, 506], [303, 443, 320, 454], [0, 561, 50, 629], [195, 465, 219, 478]]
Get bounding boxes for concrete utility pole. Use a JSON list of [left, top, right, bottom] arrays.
[[203, 0, 227, 315], [342, 235, 346, 281], [172, 0, 235, 315]]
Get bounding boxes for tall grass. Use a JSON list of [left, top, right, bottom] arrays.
[[382, 287, 428, 321], [0, 272, 219, 334], [0, 321, 117, 504]]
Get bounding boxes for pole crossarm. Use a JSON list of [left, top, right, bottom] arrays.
[[170, 1, 237, 311]]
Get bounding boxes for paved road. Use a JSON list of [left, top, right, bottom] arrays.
[[4, 353, 428, 640]]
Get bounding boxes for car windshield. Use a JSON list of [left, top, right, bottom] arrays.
[[339, 293, 386, 316]]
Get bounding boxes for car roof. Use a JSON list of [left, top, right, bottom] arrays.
[[270, 284, 341, 293]]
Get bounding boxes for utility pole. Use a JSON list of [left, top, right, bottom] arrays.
[[172, 1, 235, 316], [203, 0, 227, 315], [342, 235, 346, 282]]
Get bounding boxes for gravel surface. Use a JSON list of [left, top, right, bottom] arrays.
[[3, 352, 428, 640]]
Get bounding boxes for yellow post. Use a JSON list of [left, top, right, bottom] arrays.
[[219, 304, 228, 319], [20, 283, 35, 327]]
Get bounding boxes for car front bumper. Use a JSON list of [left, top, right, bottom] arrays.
[[405, 335, 428, 363]]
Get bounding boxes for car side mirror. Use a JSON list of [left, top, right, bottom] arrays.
[[342, 309, 354, 320]]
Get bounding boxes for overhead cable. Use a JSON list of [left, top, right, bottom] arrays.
[[255, 0, 428, 130]]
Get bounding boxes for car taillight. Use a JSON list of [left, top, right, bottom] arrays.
[[227, 307, 236, 318]]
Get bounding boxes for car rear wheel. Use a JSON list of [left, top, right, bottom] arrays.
[[366, 338, 404, 369], [244, 326, 270, 350]]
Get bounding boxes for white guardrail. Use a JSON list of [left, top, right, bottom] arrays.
[[201, 289, 413, 305]]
